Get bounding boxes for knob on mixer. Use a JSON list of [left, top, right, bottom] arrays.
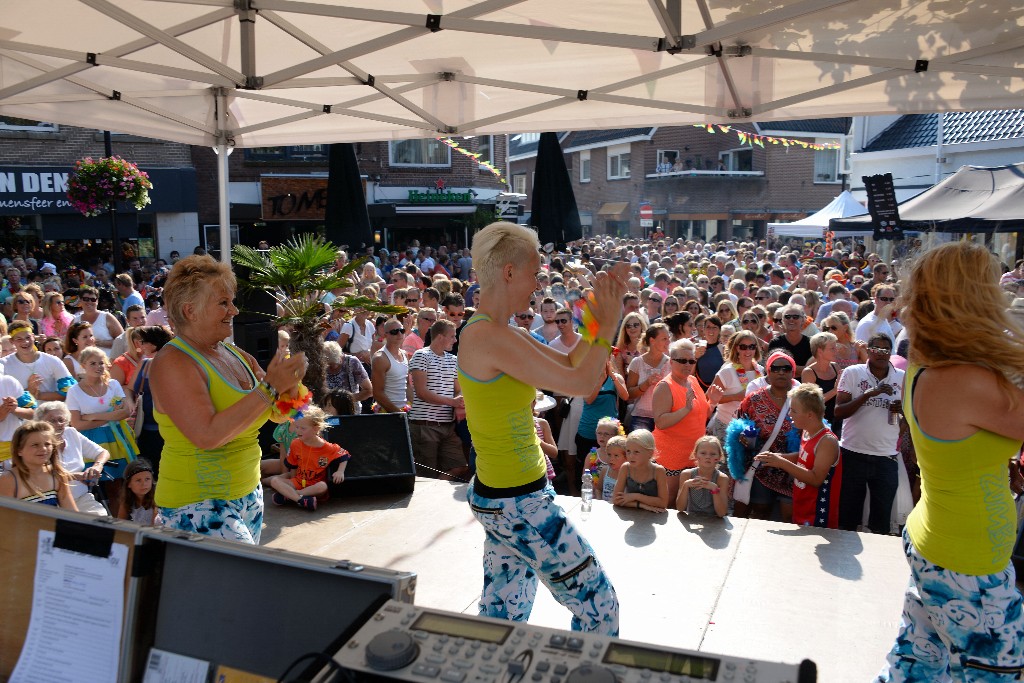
[[565, 664, 617, 683], [364, 630, 420, 671]]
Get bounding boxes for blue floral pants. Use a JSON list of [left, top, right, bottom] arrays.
[[876, 529, 1024, 682], [159, 486, 264, 545], [468, 481, 619, 634]]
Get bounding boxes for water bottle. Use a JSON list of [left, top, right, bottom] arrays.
[[580, 469, 594, 517]]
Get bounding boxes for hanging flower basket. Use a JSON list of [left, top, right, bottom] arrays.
[[66, 156, 153, 217]]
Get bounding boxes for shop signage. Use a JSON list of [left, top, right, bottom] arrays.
[[0, 168, 74, 214], [261, 175, 369, 220], [407, 189, 473, 204]]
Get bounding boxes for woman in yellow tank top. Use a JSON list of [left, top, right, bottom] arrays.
[[459, 222, 629, 635], [877, 241, 1024, 682], [149, 256, 306, 544]]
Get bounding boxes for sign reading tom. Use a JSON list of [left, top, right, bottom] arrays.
[[862, 173, 904, 241]]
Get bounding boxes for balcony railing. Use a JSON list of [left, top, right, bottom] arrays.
[[645, 170, 765, 179]]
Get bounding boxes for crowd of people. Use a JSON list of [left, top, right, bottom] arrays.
[[0, 228, 1021, 677]]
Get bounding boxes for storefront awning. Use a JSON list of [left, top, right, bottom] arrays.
[[394, 205, 479, 215], [597, 202, 629, 216]]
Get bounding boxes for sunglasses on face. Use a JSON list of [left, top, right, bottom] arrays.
[[625, 322, 641, 328], [783, 314, 802, 320], [387, 328, 406, 335], [671, 357, 697, 365], [555, 318, 571, 325], [877, 296, 895, 303], [774, 318, 783, 323], [517, 314, 534, 320], [868, 346, 892, 355], [649, 298, 662, 304], [447, 311, 465, 318], [741, 318, 757, 324], [769, 364, 793, 373], [755, 295, 769, 301], [735, 343, 757, 351], [822, 325, 838, 331]]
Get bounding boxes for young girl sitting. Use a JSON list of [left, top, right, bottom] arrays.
[[612, 429, 670, 512], [597, 435, 627, 501], [0, 421, 77, 510], [754, 383, 842, 528], [677, 435, 731, 517], [269, 406, 350, 511], [117, 458, 159, 525]]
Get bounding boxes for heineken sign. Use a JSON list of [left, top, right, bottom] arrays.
[[407, 190, 473, 204]]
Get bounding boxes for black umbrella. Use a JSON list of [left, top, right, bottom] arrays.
[[324, 143, 373, 251], [530, 132, 582, 248]]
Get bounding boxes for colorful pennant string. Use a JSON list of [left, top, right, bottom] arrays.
[[695, 124, 839, 151], [436, 137, 507, 183]]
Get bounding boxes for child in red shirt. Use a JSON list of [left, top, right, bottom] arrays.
[[269, 406, 350, 511]]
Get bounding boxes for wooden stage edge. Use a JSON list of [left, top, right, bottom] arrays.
[[262, 478, 911, 683]]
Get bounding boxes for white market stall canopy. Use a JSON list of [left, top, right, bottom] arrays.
[[2, 1, 1024, 147], [768, 190, 867, 238]]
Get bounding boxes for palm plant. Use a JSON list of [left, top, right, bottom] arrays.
[[232, 234, 405, 405]]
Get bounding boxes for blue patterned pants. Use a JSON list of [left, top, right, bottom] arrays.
[[876, 530, 1024, 682], [159, 486, 264, 545], [468, 481, 619, 635]]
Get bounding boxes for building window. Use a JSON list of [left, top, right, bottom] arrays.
[[719, 148, 753, 172], [655, 149, 679, 173], [580, 150, 591, 183], [814, 142, 841, 183], [0, 117, 57, 131], [475, 136, 494, 166], [514, 133, 541, 145], [389, 139, 451, 167], [244, 145, 327, 161], [512, 174, 527, 195], [607, 144, 630, 180]]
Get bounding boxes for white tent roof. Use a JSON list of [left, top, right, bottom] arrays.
[[768, 190, 867, 237], [2, 1, 1024, 147]]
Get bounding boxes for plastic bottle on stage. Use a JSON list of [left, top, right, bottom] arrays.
[[580, 469, 594, 517]]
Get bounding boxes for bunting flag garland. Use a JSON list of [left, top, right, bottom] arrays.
[[692, 124, 839, 151], [436, 137, 507, 183]]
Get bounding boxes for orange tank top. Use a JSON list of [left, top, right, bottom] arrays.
[[652, 375, 710, 470]]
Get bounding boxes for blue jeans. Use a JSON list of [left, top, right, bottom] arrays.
[[839, 448, 898, 534], [468, 481, 619, 634], [876, 529, 1024, 682]]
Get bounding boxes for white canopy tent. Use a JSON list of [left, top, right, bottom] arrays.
[[768, 190, 868, 238], [1, 0, 1023, 255]]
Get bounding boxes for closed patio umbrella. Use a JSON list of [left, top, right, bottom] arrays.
[[324, 143, 373, 252], [530, 132, 582, 248]]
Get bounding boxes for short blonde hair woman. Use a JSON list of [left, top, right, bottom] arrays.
[[459, 221, 627, 634]]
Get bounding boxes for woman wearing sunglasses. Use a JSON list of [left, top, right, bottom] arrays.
[[370, 317, 412, 413], [613, 312, 647, 378], [74, 285, 123, 358], [652, 339, 720, 506], [731, 350, 800, 521], [707, 331, 764, 444], [820, 311, 866, 374]]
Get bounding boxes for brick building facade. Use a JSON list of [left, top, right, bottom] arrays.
[[192, 135, 509, 254], [509, 121, 849, 242]]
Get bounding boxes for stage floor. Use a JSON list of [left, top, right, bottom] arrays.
[[261, 479, 909, 683]]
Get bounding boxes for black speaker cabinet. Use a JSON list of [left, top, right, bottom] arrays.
[[232, 262, 278, 326], [231, 320, 277, 367], [325, 413, 416, 497]]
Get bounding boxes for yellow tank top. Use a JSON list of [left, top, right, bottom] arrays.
[[904, 365, 1021, 575], [458, 315, 546, 488], [154, 337, 270, 509]]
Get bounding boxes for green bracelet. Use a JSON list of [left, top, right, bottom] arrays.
[[592, 337, 613, 353]]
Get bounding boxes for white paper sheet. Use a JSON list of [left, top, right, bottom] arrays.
[[141, 649, 210, 683], [11, 529, 128, 683]]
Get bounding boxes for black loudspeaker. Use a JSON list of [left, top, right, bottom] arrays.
[[326, 413, 416, 496], [231, 320, 277, 367], [233, 262, 278, 326]]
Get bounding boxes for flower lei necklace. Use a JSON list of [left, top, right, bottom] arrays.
[[733, 363, 760, 388]]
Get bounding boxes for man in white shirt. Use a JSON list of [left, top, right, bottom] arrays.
[[854, 284, 902, 347], [409, 319, 465, 478], [834, 333, 905, 534]]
